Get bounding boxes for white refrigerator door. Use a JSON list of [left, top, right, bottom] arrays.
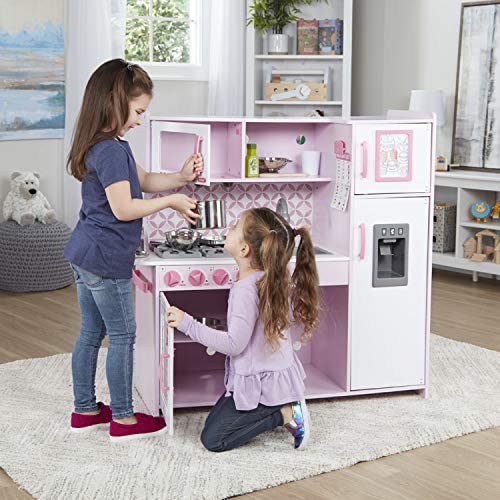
[[350, 196, 429, 390], [151, 121, 211, 186], [353, 123, 432, 195]]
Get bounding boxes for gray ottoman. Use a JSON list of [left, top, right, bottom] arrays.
[[0, 220, 74, 292]]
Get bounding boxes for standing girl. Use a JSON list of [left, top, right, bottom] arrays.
[[65, 58, 203, 442], [167, 207, 320, 451]]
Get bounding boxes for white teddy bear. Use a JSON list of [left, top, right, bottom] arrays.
[[3, 171, 56, 225]]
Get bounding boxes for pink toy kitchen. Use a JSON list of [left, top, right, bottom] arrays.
[[132, 112, 435, 435]]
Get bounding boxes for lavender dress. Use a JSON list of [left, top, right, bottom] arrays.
[[177, 271, 306, 410]]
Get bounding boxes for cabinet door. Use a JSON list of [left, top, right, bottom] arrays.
[[350, 196, 429, 390], [159, 293, 174, 435], [151, 121, 211, 186], [353, 123, 432, 195]]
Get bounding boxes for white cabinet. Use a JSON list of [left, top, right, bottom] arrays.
[[352, 123, 432, 195], [349, 196, 429, 390], [159, 294, 174, 435], [151, 121, 211, 186]]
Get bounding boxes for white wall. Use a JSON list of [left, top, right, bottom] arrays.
[[0, 80, 207, 221], [353, 0, 464, 159]]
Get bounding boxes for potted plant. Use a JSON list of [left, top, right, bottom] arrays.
[[248, 0, 328, 55]]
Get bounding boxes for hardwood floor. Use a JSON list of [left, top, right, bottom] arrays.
[[0, 269, 499, 499]]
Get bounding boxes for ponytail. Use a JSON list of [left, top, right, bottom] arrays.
[[242, 208, 320, 350], [257, 230, 292, 350], [291, 227, 320, 343]]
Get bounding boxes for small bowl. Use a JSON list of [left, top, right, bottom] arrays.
[[258, 157, 292, 173]]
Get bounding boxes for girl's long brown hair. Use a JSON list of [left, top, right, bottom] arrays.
[[242, 207, 320, 351], [67, 58, 153, 181]]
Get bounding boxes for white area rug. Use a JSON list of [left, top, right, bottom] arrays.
[[1, 335, 499, 500]]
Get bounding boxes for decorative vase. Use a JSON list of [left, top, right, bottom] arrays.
[[268, 34, 289, 55]]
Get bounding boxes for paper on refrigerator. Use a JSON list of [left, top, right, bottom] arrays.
[[331, 140, 351, 211]]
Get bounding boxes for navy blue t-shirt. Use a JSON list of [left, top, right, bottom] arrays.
[[64, 138, 143, 279]]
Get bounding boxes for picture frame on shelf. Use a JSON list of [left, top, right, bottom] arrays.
[[452, 1, 500, 172]]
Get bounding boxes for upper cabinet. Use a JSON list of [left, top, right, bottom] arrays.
[[352, 123, 432, 195]]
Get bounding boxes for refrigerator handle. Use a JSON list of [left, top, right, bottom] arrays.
[[361, 141, 368, 178], [359, 223, 366, 260]]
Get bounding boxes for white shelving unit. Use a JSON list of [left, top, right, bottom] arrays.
[[245, 0, 352, 117], [433, 170, 500, 281]]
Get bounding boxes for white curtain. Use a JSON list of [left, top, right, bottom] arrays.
[[63, 0, 126, 227], [207, 0, 246, 116]]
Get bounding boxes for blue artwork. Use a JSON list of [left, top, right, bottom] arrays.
[[0, 0, 65, 140]]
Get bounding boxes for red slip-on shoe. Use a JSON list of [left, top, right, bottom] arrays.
[[109, 413, 167, 442], [70, 402, 112, 433]]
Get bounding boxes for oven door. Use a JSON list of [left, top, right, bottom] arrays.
[[159, 293, 174, 435]]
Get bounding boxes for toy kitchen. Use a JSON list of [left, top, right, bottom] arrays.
[[132, 112, 435, 435]]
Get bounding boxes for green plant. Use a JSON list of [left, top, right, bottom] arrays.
[[248, 0, 329, 35]]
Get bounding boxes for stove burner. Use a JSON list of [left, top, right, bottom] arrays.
[[151, 241, 230, 259]]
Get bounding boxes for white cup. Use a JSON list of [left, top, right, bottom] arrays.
[[301, 151, 321, 176]]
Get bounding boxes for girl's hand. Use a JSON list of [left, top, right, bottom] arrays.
[[166, 193, 201, 225], [166, 306, 185, 328], [179, 154, 204, 183]]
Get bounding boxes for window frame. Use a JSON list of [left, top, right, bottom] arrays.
[[126, 0, 209, 81]]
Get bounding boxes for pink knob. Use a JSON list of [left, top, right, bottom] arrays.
[[213, 268, 229, 286], [163, 270, 181, 287], [188, 269, 205, 286]]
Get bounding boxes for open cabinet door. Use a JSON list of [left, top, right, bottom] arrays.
[[151, 121, 211, 186], [159, 293, 175, 435]]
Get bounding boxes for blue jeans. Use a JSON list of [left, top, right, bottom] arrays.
[[70, 264, 136, 419], [201, 393, 284, 452]]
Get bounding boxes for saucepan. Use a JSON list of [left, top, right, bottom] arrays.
[[190, 199, 226, 230], [165, 228, 200, 251]]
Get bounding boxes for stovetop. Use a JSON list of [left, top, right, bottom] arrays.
[[150, 241, 230, 260]]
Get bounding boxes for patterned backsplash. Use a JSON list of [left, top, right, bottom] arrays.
[[145, 183, 314, 241]]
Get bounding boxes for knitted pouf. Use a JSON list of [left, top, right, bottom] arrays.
[[0, 220, 74, 292]]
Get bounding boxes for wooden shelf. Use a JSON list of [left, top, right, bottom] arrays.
[[255, 100, 343, 106], [460, 220, 500, 231], [211, 176, 333, 184], [255, 55, 343, 60]]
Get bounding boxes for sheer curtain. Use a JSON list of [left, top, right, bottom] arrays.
[[207, 0, 246, 116], [62, 0, 126, 227]]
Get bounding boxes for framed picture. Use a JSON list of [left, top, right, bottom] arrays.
[[452, 1, 500, 171], [375, 130, 413, 182], [0, 0, 65, 141]]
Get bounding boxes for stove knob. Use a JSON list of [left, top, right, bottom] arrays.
[[213, 268, 229, 286], [163, 270, 181, 287], [188, 269, 205, 286]]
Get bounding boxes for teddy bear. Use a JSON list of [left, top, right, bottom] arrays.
[[3, 171, 57, 225]]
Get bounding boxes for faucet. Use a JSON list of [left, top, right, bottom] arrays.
[[276, 197, 290, 223]]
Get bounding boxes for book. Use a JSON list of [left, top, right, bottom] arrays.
[[297, 19, 319, 55], [318, 19, 335, 54], [334, 18, 343, 55]]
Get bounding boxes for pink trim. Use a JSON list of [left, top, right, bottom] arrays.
[[361, 141, 368, 178], [194, 135, 202, 154], [375, 130, 413, 182], [159, 353, 170, 393], [359, 223, 366, 260], [132, 270, 152, 293]]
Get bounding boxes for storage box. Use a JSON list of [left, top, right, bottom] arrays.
[[264, 81, 327, 101], [297, 19, 319, 55], [433, 202, 456, 253]]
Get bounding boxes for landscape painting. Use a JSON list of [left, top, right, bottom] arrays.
[[0, 0, 65, 140], [453, 2, 500, 170]]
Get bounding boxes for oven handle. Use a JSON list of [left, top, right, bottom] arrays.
[[132, 269, 152, 293], [159, 353, 170, 393]]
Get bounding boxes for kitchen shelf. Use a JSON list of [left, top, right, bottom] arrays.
[[460, 220, 500, 231], [255, 100, 343, 106], [173, 368, 225, 408], [211, 176, 333, 184], [302, 364, 347, 398], [433, 252, 500, 273], [255, 55, 344, 60]]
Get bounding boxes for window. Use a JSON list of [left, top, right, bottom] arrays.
[[125, 0, 208, 80]]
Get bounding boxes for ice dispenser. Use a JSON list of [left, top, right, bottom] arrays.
[[372, 224, 409, 287]]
